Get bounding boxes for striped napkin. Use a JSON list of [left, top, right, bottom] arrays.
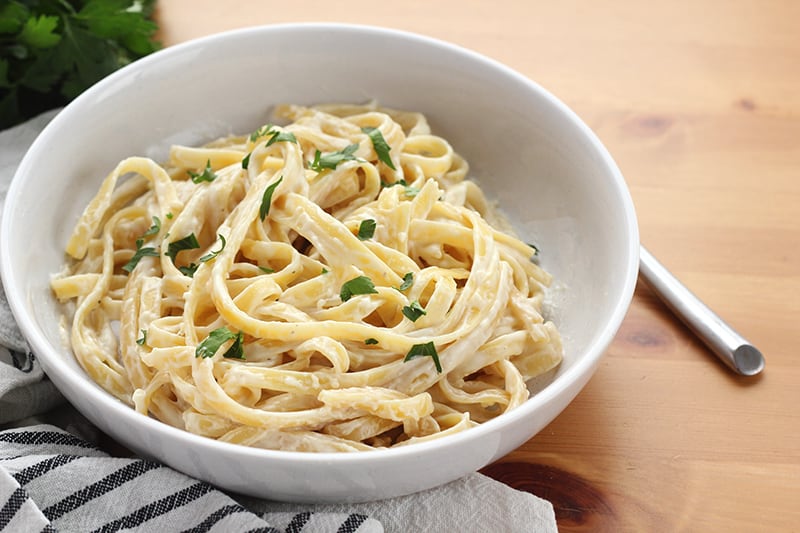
[[0, 111, 557, 533]]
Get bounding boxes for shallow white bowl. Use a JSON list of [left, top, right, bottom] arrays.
[[0, 23, 638, 502]]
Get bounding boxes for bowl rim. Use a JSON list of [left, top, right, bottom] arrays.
[[0, 22, 640, 466]]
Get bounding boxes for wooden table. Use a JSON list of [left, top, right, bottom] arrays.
[[157, 2, 799, 530]]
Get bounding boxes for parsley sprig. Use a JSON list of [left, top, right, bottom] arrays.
[[340, 275, 378, 302], [0, 0, 160, 129], [310, 144, 359, 172], [188, 159, 217, 183]]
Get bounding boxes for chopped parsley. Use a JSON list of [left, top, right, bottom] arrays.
[[528, 242, 540, 257], [310, 144, 359, 172], [136, 329, 147, 346], [166, 213, 174, 219], [364, 338, 379, 345], [122, 238, 159, 273], [142, 216, 161, 237], [402, 300, 427, 322], [249, 125, 272, 142], [166, 233, 200, 263], [321, 267, 329, 275], [395, 272, 414, 292], [361, 126, 396, 170], [242, 152, 252, 169], [265, 129, 297, 147], [178, 263, 199, 277], [357, 219, 377, 240], [195, 327, 245, 359], [199, 234, 226, 263], [404, 341, 442, 373], [260, 176, 283, 220], [188, 159, 217, 183], [258, 265, 275, 274], [381, 178, 418, 197], [340, 275, 378, 302]]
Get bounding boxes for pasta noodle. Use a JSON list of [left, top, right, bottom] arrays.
[[51, 103, 563, 452]]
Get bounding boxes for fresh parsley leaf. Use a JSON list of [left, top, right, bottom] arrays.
[[122, 238, 159, 273], [179, 263, 199, 277], [195, 327, 245, 360], [167, 233, 200, 263], [321, 267, 329, 275], [357, 219, 377, 240], [364, 338, 379, 345], [166, 212, 174, 219], [136, 329, 147, 346], [260, 176, 283, 221], [310, 144, 359, 172], [249, 125, 272, 142], [20, 15, 61, 49], [528, 242, 540, 257], [340, 275, 378, 302], [258, 266, 275, 274], [199, 234, 226, 262], [265, 129, 297, 147], [404, 341, 442, 373], [242, 152, 252, 169], [395, 272, 414, 291], [188, 159, 217, 183], [361, 126, 396, 170], [402, 300, 427, 322], [381, 178, 417, 197], [142, 216, 161, 237]]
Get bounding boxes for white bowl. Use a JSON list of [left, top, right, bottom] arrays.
[[0, 23, 638, 502]]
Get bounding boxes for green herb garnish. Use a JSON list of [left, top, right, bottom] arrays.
[[122, 238, 159, 273], [364, 338, 379, 345], [188, 159, 217, 183], [249, 125, 272, 142], [166, 233, 200, 263], [395, 272, 414, 292], [199, 234, 226, 262], [258, 266, 275, 274], [340, 275, 378, 302], [142, 216, 161, 237], [404, 341, 442, 373], [136, 329, 147, 346], [166, 213, 174, 219], [357, 219, 377, 240], [310, 144, 359, 172], [260, 176, 283, 220], [265, 129, 297, 147], [242, 152, 252, 169], [195, 327, 245, 359], [0, 0, 160, 129], [361, 126, 396, 170], [402, 301, 427, 322], [178, 263, 198, 277], [528, 242, 540, 257]]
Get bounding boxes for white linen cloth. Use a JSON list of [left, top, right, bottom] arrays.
[[0, 110, 558, 532]]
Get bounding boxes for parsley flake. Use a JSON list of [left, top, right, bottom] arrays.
[[258, 266, 275, 274], [402, 301, 427, 322], [364, 338, 379, 345], [167, 233, 200, 263], [179, 264, 199, 277], [242, 152, 252, 169], [404, 341, 442, 373], [362, 127, 396, 170], [395, 272, 414, 291], [249, 125, 272, 142], [136, 329, 147, 346], [195, 327, 245, 360], [265, 129, 297, 147], [310, 144, 359, 172], [260, 176, 283, 220], [122, 238, 159, 273], [340, 275, 378, 302], [357, 219, 377, 240], [199, 234, 226, 262], [142, 216, 161, 237], [188, 159, 217, 183]]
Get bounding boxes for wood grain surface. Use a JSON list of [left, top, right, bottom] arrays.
[[155, 2, 799, 531]]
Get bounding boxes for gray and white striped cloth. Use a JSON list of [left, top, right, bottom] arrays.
[[0, 111, 558, 532]]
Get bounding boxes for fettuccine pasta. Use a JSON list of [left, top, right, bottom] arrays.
[[51, 103, 563, 452]]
